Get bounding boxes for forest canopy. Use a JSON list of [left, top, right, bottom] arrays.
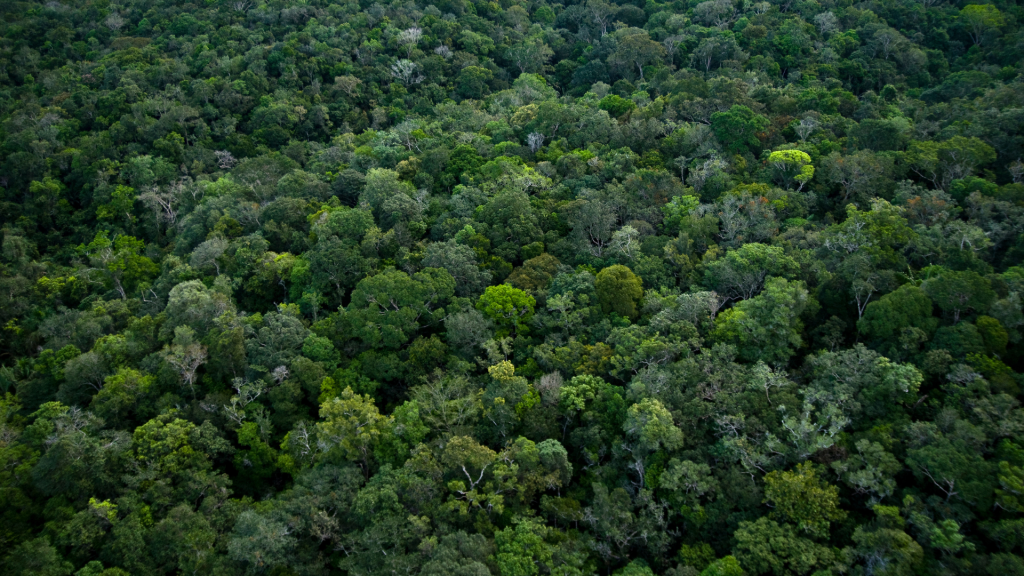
[[1, 0, 1024, 575]]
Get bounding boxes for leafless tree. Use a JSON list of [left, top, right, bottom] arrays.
[[527, 132, 545, 153]]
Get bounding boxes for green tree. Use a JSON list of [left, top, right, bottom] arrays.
[[596, 265, 644, 320], [848, 506, 923, 576], [2, 536, 73, 576], [803, 344, 922, 421], [360, 168, 415, 219], [80, 232, 158, 300], [700, 556, 746, 576], [622, 398, 683, 487], [317, 386, 390, 474], [906, 137, 996, 191], [493, 516, 554, 576], [960, 4, 1005, 45], [831, 439, 902, 504], [763, 462, 845, 539], [457, 66, 493, 99], [703, 243, 800, 301], [733, 517, 836, 576], [712, 277, 811, 364], [921, 267, 996, 323], [857, 284, 938, 356], [477, 284, 536, 337], [227, 510, 295, 573], [423, 240, 491, 298], [767, 149, 814, 191], [345, 268, 455, 349], [608, 29, 666, 80], [711, 106, 769, 156]]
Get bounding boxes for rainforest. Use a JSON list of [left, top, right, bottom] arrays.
[[1, 0, 1023, 575]]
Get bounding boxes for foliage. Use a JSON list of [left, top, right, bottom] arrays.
[[0, 0, 1022, 574]]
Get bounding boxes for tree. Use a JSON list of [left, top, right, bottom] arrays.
[[763, 463, 845, 539], [390, 59, 424, 86], [80, 232, 158, 300], [820, 150, 895, 206], [493, 516, 565, 576], [317, 387, 389, 473], [858, 284, 938, 354], [232, 153, 300, 205], [703, 243, 800, 301], [596, 265, 644, 320], [441, 434, 505, 517], [506, 39, 554, 74], [659, 459, 717, 515], [345, 268, 455, 349], [410, 372, 483, 436], [161, 279, 236, 340], [361, 168, 415, 218], [477, 189, 544, 262], [189, 237, 228, 275], [733, 517, 836, 576], [848, 506, 923, 576], [711, 106, 768, 156], [831, 439, 901, 504], [307, 236, 369, 301], [803, 344, 922, 421], [690, 34, 744, 73], [694, 0, 737, 28], [457, 66, 493, 99], [163, 326, 207, 398], [712, 278, 811, 364], [228, 511, 296, 573], [621, 398, 683, 488], [90, 367, 153, 427], [422, 240, 491, 298], [608, 29, 666, 80], [568, 198, 617, 257], [960, 4, 1004, 46], [477, 284, 536, 337], [906, 137, 996, 191], [767, 150, 814, 191], [246, 311, 307, 371], [587, 0, 616, 36], [699, 556, 745, 576], [2, 537, 73, 576], [921, 268, 996, 323]]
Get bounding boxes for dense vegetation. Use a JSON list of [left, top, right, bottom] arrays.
[[1, 0, 1024, 574]]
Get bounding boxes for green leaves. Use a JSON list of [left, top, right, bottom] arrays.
[[477, 284, 536, 336], [596, 265, 644, 320], [346, 267, 455, 349], [921, 266, 996, 324], [767, 150, 813, 190], [960, 4, 1005, 45], [763, 463, 845, 539], [733, 517, 837, 576], [80, 231, 158, 300], [711, 105, 769, 156], [703, 243, 800, 301], [624, 398, 684, 455], [712, 277, 811, 364], [316, 386, 389, 469], [906, 136, 996, 191]]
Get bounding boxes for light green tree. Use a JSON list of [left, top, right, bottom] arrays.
[[712, 277, 811, 364], [477, 284, 536, 336], [316, 387, 390, 474], [80, 232, 158, 300], [763, 462, 845, 539], [767, 149, 814, 191], [960, 4, 1004, 45]]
